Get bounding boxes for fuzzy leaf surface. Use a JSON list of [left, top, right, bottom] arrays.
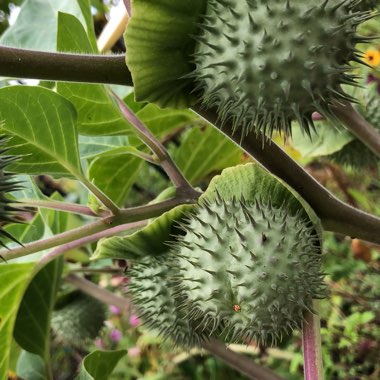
[[0, 86, 82, 177]]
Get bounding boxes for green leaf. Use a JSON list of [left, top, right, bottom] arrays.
[[0, 0, 88, 51], [77, 349, 127, 380], [0, 263, 34, 379], [14, 258, 63, 359], [56, 13, 132, 136], [79, 135, 130, 160], [124, 0, 207, 108], [129, 105, 198, 145], [0, 86, 83, 178], [16, 351, 46, 380], [173, 124, 243, 184], [291, 121, 354, 158], [88, 155, 144, 206], [93, 203, 194, 261]]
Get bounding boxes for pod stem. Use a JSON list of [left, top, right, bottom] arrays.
[[332, 100, 380, 159], [302, 302, 324, 380]]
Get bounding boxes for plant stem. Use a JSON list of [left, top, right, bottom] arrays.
[[332, 101, 380, 158], [0, 46, 132, 85], [112, 93, 200, 198], [65, 274, 131, 312], [193, 105, 380, 245], [12, 199, 102, 217], [202, 339, 285, 380], [77, 173, 121, 215], [37, 221, 146, 269], [302, 303, 324, 380], [1, 195, 199, 261]]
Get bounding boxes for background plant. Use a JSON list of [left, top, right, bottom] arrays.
[[0, 1, 379, 379]]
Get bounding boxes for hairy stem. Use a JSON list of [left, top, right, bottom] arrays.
[[0, 46, 132, 85], [193, 106, 380, 245], [202, 339, 285, 380], [112, 93, 200, 197], [302, 303, 324, 380], [13, 199, 102, 217], [332, 101, 380, 158]]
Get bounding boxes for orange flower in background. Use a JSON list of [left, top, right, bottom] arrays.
[[364, 49, 380, 67]]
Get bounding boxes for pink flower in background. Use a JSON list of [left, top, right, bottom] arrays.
[[110, 328, 123, 342], [95, 338, 104, 349], [129, 314, 140, 327], [109, 305, 121, 315], [128, 346, 141, 357]]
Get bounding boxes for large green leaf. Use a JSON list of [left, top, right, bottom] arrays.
[[77, 350, 127, 380], [88, 154, 143, 206], [0, 263, 34, 380], [14, 258, 63, 359], [0, 86, 82, 177], [56, 13, 132, 136], [173, 124, 243, 184], [93, 203, 194, 261], [0, 0, 88, 51]]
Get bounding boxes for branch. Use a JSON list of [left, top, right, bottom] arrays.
[[112, 92, 200, 197], [332, 101, 380, 158], [1, 195, 199, 261], [0, 46, 132, 86], [202, 339, 285, 380], [66, 274, 131, 312], [193, 106, 380, 245], [37, 221, 146, 269], [13, 199, 102, 217]]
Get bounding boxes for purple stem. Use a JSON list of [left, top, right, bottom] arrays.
[[302, 307, 323, 380], [37, 221, 146, 268], [112, 92, 200, 197], [123, 0, 131, 16]]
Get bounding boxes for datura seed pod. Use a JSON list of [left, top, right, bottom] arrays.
[[125, 0, 373, 137]]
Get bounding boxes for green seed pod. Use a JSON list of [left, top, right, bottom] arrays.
[[51, 292, 107, 348], [0, 135, 23, 250], [125, 0, 372, 137], [127, 196, 326, 347], [353, 0, 378, 11]]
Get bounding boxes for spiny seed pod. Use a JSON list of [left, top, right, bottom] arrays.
[[125, 0, 372, 138], [353, 0, 378, 11], [191, 0, 370, 136], [128, 196, 326, 347], [51, 293, 107, 348], [0, 135, 23, 251], [328, 87, 380, 168]]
